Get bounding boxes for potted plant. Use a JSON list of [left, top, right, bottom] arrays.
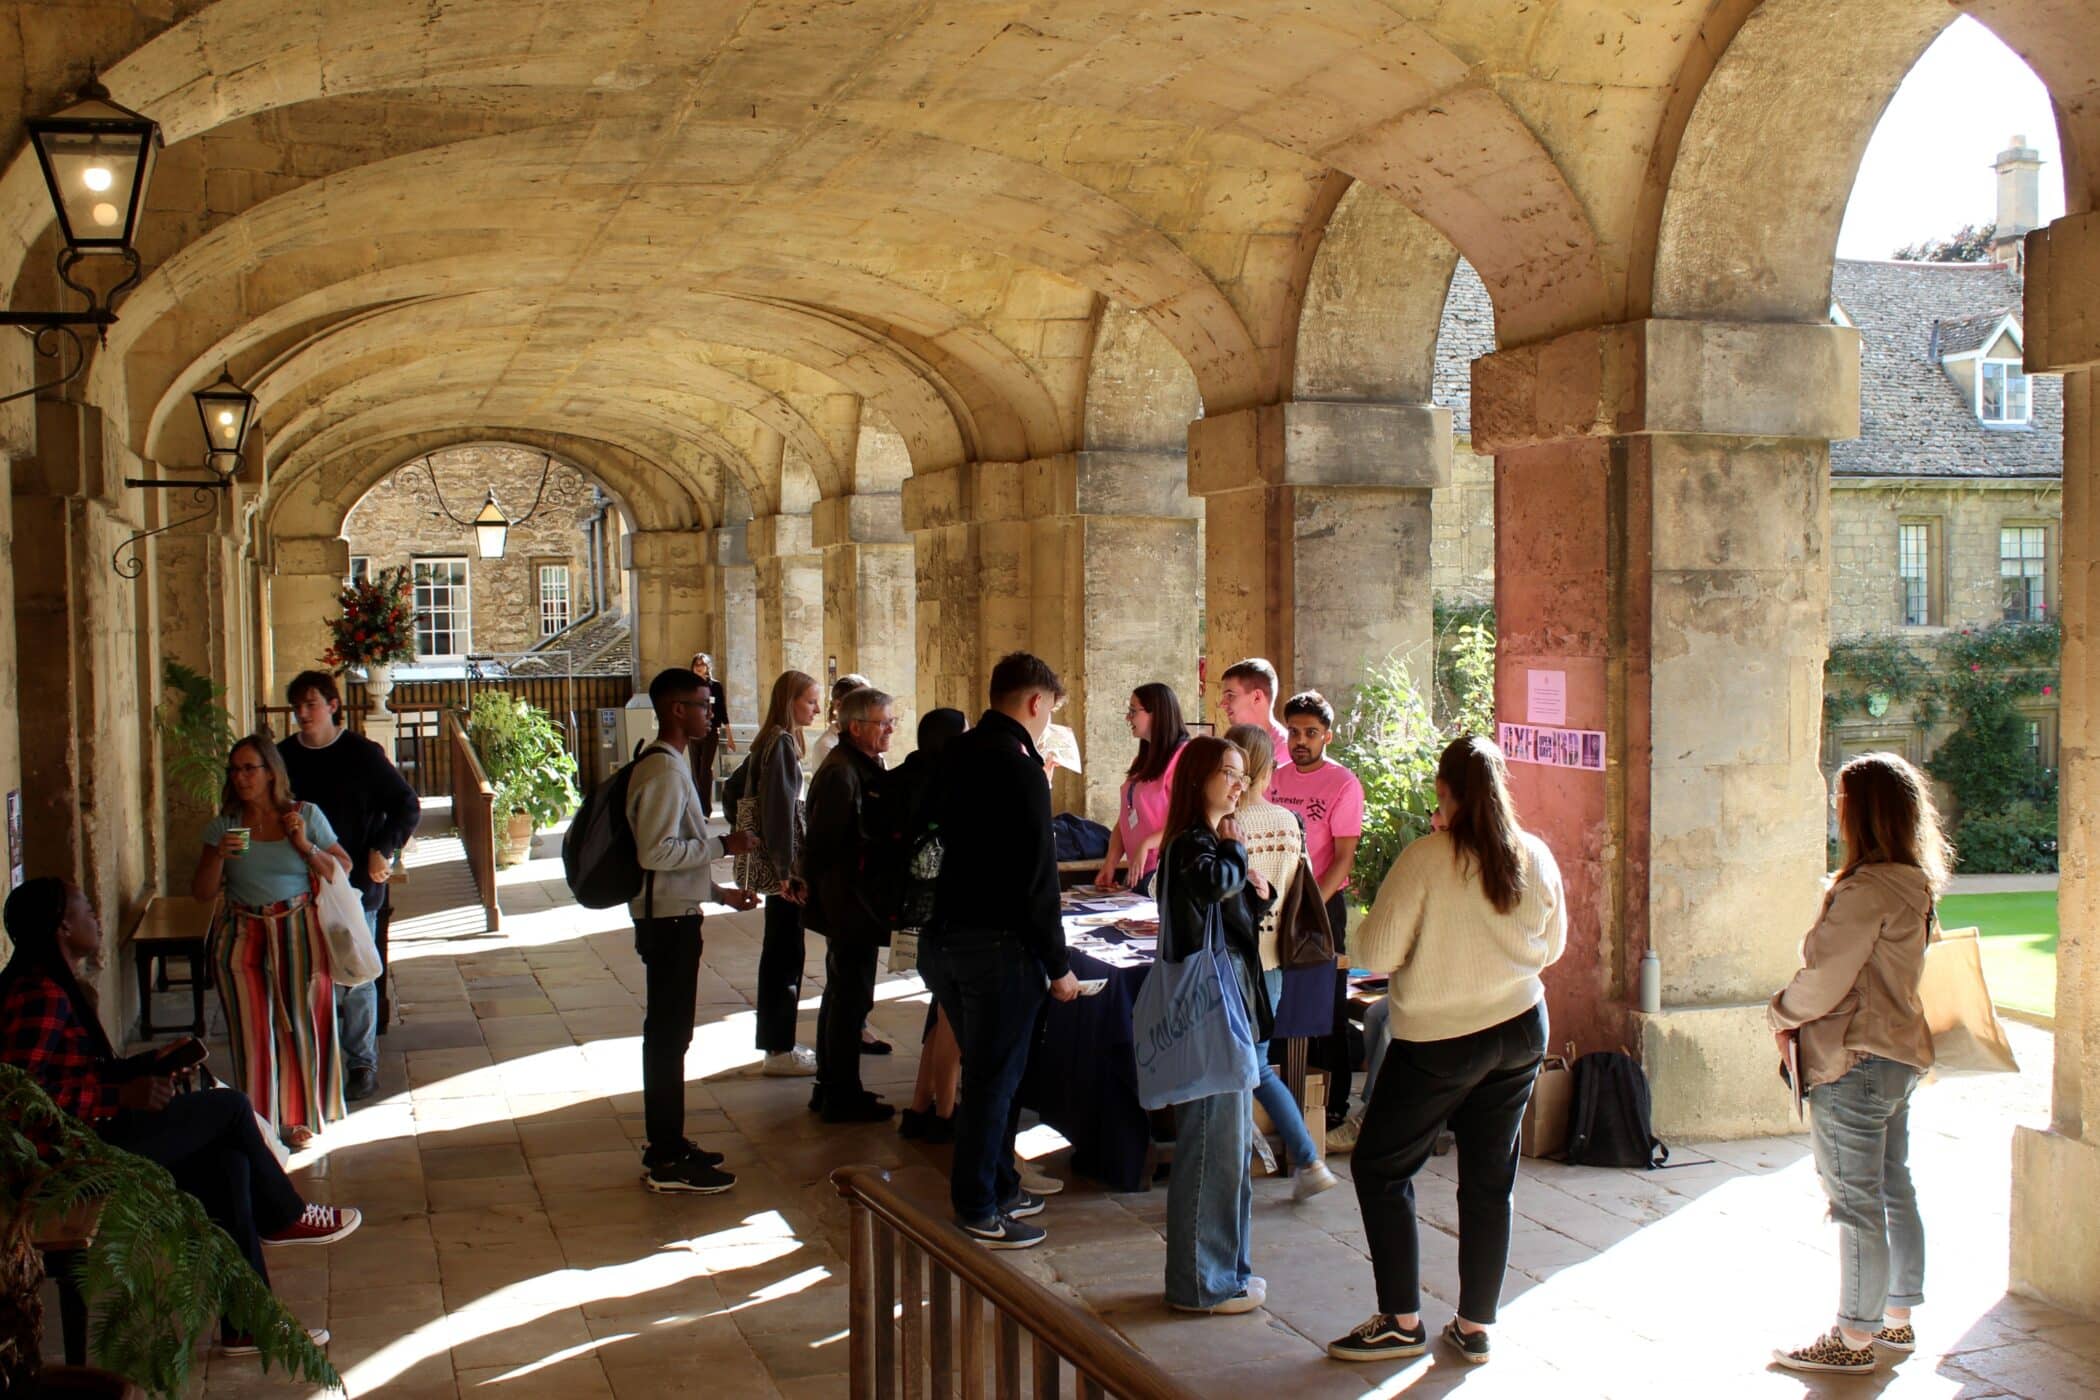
[[466, 692, 580, 865], [156, 660, 238, 812], [0, 1064, 337, 1397], [322, 567, 415, 715]]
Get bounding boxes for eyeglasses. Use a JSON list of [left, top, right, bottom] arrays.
[[228, 762, 266, 775], [851, 718, 898, 732]]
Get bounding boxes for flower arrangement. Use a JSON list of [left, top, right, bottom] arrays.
[[322, 566, 415, 671]]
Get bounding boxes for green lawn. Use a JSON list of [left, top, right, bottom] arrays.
[[1937, 890, 2058, 1019]]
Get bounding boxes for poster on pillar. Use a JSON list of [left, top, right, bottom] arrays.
[[1498, 723, 1605, 773]]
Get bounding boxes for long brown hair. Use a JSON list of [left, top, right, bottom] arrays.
[[1126, 682, 1190, 784], [1224, 723, 1275, 806], [1161, 736, 1240, 848], [1836, 752, 1953, 890], [757, 670, 819, 759], [219, 732, 298, 818], [1438, 735, 1526, 914]]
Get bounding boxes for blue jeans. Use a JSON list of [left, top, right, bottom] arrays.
[[1808, 1055, 1925, 1332], [920, 938, 1046, 1223], [1166, 1088, 1253, 1307], [1254, 968, 1322, 1169], [336, 908, 382, 1073]]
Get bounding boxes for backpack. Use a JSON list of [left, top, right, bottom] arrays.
[[863, 777, 944, 933], [1561, 1051, 1669, 1169], [1052, 813, 1110, 862], [562, 748, 678, 913]]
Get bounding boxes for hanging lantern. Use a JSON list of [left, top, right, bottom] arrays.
[[474, 491, 510, 559], [27, 81, 160, 256], [192, 368, 256, 473]]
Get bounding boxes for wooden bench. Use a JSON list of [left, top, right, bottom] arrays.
[[126, 895, 219, 1038]]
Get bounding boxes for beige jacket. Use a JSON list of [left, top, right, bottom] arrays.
[[1767, 863, 1936, 1089]]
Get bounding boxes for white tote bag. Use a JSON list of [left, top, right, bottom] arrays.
[[315, 863, 383, 988]]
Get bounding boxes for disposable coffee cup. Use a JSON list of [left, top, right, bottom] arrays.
[[226, 827, 251, 854]]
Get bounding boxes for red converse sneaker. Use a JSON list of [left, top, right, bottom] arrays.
[[262, 1202, 362, 1246]]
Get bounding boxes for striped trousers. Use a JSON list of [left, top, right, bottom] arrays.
[[215, 895, 345, 1139]]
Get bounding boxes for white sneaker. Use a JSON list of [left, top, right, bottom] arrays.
[[1326, 1114, 1361, 1154], [1015, 1157, 1065, 1195], [1293, 1160, 1340, 1202], [763, 1047, 818, 1077]]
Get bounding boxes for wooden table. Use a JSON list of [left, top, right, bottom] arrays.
[[126, 894, 220, 1038], [33, 1200, 102, 1366]]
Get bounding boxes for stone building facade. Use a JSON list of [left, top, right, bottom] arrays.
[[342, 445, 626, 668]]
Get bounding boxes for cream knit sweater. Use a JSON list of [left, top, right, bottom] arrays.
[[1353, 829, 1567, 1043]]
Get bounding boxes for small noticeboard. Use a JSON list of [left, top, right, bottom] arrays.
[[1526, 669, 1567, 726]]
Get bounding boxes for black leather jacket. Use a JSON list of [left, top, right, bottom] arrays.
[[1157, 825, 1275, 1044]]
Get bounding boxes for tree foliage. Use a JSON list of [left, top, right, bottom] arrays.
[[1891, 222, 1996, 263], [467, 692, 580, 829]]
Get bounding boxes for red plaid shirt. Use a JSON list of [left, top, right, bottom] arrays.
[[0, 971, 117, 1122]]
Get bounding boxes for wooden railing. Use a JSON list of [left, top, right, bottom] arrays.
[[830, 1166, 1201, 1400], [446, 709, 501, 932]]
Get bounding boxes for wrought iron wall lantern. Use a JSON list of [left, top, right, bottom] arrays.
[[423, 451, 554, 560], [111, 370, 256, 579], [1, 77, 162, 408]]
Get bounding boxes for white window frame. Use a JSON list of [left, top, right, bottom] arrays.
[[1896, 519, 1938, 628], [538, 562, 572, 638], [412, 557, 471, 660], [348, 555, 371, 585], [1999, 524, 2049, 622], [1979, 358, 2032, 425]]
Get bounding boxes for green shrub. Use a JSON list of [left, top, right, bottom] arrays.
[[1953, 801, 2058, 875], [466, 692, 580, 829], [156, 660, 238, 811]]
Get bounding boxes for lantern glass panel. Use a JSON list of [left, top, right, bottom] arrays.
[[30, 99, 158, 252]]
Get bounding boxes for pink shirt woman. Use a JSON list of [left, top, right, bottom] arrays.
[[1093, 682, 1192, 890]]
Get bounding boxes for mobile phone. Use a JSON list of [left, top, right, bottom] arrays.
[[155, 1037, 209, 1073]]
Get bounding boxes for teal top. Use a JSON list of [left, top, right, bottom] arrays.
[[204, 803, 338, 909]]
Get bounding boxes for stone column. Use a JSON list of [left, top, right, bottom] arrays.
[[1472, 319, 1858, 1140], [904, 455, 1200, 820], [625, 527, 713, 681], [748, 512, 823, 690], [2012, 211, 2100, 1313], [814, 493, 917, 750], [713, 523, 760, 730], [1188, 402, 1450, 718], [267, 533, 348, 696]]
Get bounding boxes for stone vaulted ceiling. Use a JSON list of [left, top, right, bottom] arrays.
[[1, 0, 2093, 532]]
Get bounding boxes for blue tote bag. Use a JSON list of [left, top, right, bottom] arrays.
[[1131, 841, 1261, 1110]]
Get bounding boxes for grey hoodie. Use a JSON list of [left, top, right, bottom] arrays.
[[1768, 862, 1936, 1088]]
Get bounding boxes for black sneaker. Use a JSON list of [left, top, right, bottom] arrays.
[[345, 1067, 380, 1103], [1327, 1313, 1427, 1362], [1000, 1188, 1046, 1219], [643, 1139, 724, 1171], [642, 1156, 737, 1195], [959, 1214, 1046, 1250], [1440, 1319, 1490, 1365], [822, 1093, 896, 1125]]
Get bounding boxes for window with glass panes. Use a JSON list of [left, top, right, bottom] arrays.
[[412, 558, 470, 657], [1980, 359, 2031, 424], [1897, 521, 1935, 626], [538, 563, 571, 637], [2000, 526, 2047, 621]]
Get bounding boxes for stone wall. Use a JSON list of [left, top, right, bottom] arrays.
[[1829, 478, 2062, 637], [1432, 439, 1496, 606], [343, 447, 611, 660]]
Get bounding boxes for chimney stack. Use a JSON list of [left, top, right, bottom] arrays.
[[1991, 135, 2043, 271]]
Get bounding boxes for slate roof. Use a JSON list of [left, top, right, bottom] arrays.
[[1830, 259, 2061, 479]]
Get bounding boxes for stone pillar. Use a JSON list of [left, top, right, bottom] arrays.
[[904, 455, 1200, 820], [267, 533, 349, 696], [713, 523, 760, 730], [815, 493, 917, 751], [1188, 402, 1450, 718], [2012, 211, 2100, 1314], [625, 528, 713, 681], [748, 513, 823, 690], [1471, 319, 1859, 1140]]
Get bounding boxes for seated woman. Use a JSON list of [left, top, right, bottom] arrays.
[[191, 731, 352, 1147], [0, 878, 358, 1354]]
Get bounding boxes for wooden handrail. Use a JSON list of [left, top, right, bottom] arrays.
[[444, 709, 501, 932], [831, 1165, 1202, 1400]]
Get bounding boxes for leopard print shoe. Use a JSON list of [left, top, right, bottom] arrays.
[[1773, 1328, 1877, 1374], [1873, 1323, 1917, 1353]]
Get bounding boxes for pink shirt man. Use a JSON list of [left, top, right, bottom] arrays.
[[1267, 756, 1366, 890]]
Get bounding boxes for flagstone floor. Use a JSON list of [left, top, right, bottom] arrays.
[[112, 809, 2096, 1398]]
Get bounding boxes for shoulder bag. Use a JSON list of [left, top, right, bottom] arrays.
[[1920, 908, 2020, 1075], [1130, 836, 1261, 1109], [1276, 854, 1335, 969], [733, 732, 801, 896]]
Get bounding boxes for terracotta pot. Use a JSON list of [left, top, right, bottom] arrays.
[[498, 811, 534, 866]]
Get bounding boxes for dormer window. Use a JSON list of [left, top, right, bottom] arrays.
[[1980, 357, 2030, 425]]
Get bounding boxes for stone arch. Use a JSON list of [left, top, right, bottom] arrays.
[[1081, 301, 1201, 455], [1291, 182, 1462, 405]]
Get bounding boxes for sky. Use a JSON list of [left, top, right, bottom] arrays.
[[1836, 15, 2067, 260]]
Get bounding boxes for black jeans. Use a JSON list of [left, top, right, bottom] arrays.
[[635, 914, 703, 1158], [755, 893, 806, 1054], [816, 936, 880, 1103], [1310, 893, 1352, 1126], [920, 937, 1047, 1222], [1353, 1002, 1547, 1324], [99, 1087, 303, 1283]]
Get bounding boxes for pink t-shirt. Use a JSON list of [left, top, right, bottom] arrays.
[[1120, 744, 1184, 879], [1267, 757, 1366, 889]]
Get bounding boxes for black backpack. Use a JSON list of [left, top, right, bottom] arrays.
[[863, 779, 944, 933], [562, 748, 678, 913], [1562, 1051, 1669, 1169]]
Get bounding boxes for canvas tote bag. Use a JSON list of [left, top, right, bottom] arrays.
[[1920, 921, 2020, 1075], [1130, 838, 1261, 1110]]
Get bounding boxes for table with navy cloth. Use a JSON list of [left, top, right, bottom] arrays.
[[1019, 894, 1336, 1192]]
